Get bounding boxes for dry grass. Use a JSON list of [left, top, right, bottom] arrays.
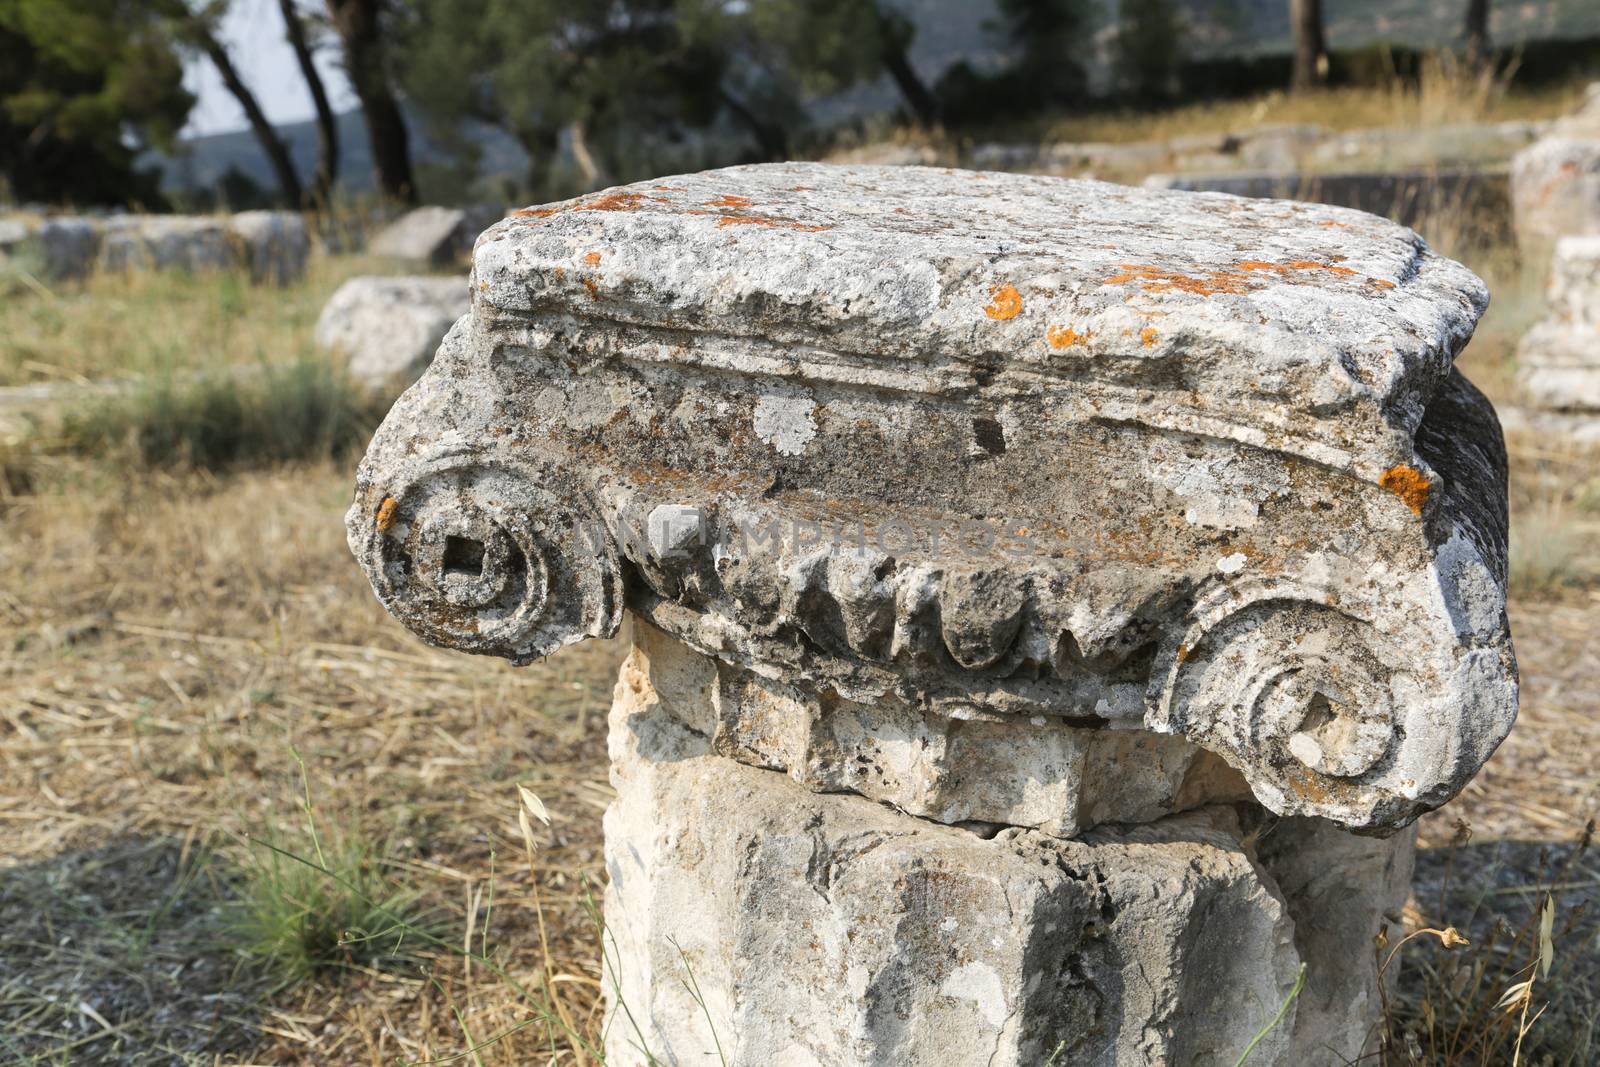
[[0, 460, 622, 1063], [1033, 57, 1583, 145], [0, 253, 436, 389]]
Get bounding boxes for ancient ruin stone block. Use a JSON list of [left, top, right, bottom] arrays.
[[369, 205, 504, 266], [95, 212, 308, 283], [1517, 235, 1600, 411], [1512, 137, 1600, 254], [227, 210, 310, 286], [626, 616, 1246, 839], [348, 162, 1516, 833], [603, 633, 1302, 1067], [99, 215, 236, 274], [314, 276, 469, 392]]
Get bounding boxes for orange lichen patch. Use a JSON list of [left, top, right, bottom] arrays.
[[583, 251, 602, 266], [1046, 324, 1089, 349], [984, 284, 1023, 321], [1140, 326, 1159, 347], [1379, 465, 1431, 514], [705, 194, 753, 208], [713, 214, 832, 232], [1106, 258, 1376, 297], [1369, 278, 1396, 290], [1239, 259, 1358, 277], [1103, 264, 1253, 296], [1291, 260, 1357, 275], [582, 191, 649, 212], [375, 497, 399, 531], [511, 206, 561, 218], [581, 277, 600, 300]]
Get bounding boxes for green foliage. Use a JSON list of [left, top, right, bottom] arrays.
[[936, 0, 1098, 126], [232, 823, 437, 983], [1113, 0, 1186, 101], [395, 0, 728, 196], [56, 357, 385, 471], [0, 0, 193, 205], [393, 0, 904, 196]]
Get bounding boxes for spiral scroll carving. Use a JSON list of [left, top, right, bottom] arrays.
[[1151, 584, 1399, 816], [351, 459, 622, 664]]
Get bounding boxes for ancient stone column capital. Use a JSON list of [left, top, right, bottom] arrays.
[[348, 162, 1516, 833]]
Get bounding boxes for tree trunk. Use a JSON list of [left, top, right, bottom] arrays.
[[874, 7, 939, 128], [1463, 0, 1492, 74], [279, 0, 339, 209], [717, 87, 788, 161], [326, 0, 415, 204], [194, 25, 304, 206], [1289, 0, 1327, 94], [521, 125, 562, 202], [565, 120, 611, 191]]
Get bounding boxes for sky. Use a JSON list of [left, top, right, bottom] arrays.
[[182, 0, 357, 138]]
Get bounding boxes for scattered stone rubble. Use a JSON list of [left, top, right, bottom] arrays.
[[367, 204, 505, 266], [314, 275, 469, 393], [0, 210, 308, 284], [348, 163, 1517, 1065], [1517, 236, 1600, 415], [837, 121, 1547, 184], [1512, 83, 1600, 254]]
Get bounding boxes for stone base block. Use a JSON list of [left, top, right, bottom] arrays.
[[609, 635, 1298, 1065], [1512, 137, 1600, 253], [602, 630, 1416, 1066]]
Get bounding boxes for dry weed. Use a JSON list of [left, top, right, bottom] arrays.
[[0, 461, 622, 1063]]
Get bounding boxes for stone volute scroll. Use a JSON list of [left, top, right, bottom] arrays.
[[348, 163, 1516, 1065]]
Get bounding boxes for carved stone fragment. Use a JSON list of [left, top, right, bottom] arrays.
[[349, 162, 1515, 831], [347, 163, 1516, 1063]]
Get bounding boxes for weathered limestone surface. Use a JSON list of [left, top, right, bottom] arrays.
[[623, 614, 1248, 838], [368, 205, 504, 266], [1512, 138, 1600, 252], [228, 210, 311, 285], [314, 276, 469, 392], [605, 627, 1301, 1067], [351, 162, 1514, 830], [0, 217, 99, 281], [1511, 86, 1600, 252], [97, 212, 309, 283], [1517, 236, 1600, 411], [1257, 816, 1415, 1065], [345, 162, 1515, 1064]]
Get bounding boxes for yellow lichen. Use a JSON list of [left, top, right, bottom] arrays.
[[1046, 324, 1088, 349], [1379, 465, 1431, 514], [985, 284, 1023, 321]]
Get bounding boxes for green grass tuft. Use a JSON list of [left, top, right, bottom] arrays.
[[231, 823, 438, 985], [55, 357, 385, 471]]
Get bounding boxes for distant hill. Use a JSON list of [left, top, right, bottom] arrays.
[[151, 0, 1600, 203]]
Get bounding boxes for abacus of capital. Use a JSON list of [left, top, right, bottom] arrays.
[[348, 163, 1516, 1066]]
